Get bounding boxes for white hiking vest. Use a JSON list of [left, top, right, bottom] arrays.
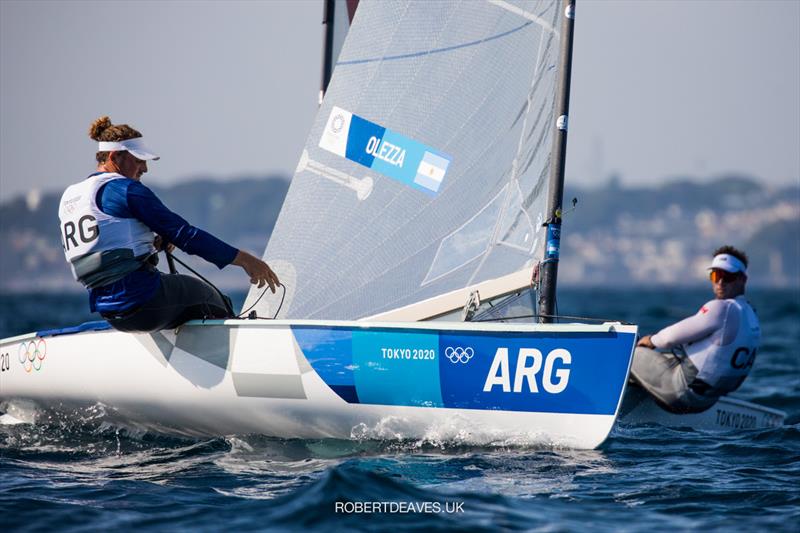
[[685, 297, 761, 393], [59, 173, 156, 286]]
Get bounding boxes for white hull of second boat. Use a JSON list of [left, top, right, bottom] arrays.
[[0, 319, 638, 449], [618, 384, 785, 431]]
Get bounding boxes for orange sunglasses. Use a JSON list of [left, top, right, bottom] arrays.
[[709, 269, 740, 284]]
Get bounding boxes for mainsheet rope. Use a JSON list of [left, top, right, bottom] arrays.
[[165, 250, 285, 320]]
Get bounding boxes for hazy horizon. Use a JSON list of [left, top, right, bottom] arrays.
[[2, 169, 798, 207], [1, 0, 798, 201]]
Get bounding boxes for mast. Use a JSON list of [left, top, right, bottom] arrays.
[[538, 0, 576, 323], [320, 0, 336, 103]]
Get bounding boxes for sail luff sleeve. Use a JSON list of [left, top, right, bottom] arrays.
[[539, 0, 576, 323], [321, 0, 335, 100]]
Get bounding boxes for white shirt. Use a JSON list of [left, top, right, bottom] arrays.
[[652, 296, 760, 391]]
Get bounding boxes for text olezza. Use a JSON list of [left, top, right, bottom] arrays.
[[365, 136, 406, 167], [318, 106, 452, 195]]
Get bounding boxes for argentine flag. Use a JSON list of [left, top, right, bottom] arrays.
[[414, 151, 450, 193]]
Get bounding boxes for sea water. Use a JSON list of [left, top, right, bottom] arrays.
[[1, 288, 798, 532]]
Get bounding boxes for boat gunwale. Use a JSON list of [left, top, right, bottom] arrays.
[[715, 395, 787, 417], [0, 318, 638, 344]]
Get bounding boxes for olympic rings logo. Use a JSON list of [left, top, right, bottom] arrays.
[[331, 113, 345, 133], [445, 346, 474, 364], [18, 338, 46, 373]]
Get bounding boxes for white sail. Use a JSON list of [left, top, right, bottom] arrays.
[[247, 0, 563, 320]]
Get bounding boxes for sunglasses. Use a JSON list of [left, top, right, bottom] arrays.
[[709, 269, 741, 284]]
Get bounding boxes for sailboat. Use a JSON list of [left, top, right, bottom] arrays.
[[0, 0, 783, 448]]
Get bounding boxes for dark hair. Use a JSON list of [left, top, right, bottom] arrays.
[[713, 245, 748, 269], [88, 116, 142, 163]]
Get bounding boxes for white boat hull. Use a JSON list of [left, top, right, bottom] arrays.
[[0, 319, 638, 449], [618, 383, 785, 430]]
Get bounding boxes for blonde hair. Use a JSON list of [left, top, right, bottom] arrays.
[[89, 116, 142, 163]]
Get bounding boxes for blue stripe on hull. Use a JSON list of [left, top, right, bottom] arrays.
[[291, 325, 634, 415]]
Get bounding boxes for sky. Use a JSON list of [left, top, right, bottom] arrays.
[[1, 0, 798, 202]]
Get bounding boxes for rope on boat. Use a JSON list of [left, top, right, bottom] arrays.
[[239, 283, 286, 320], [166, 251, 287, 320]]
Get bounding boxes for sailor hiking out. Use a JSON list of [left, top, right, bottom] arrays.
[[633, 246, 761, 413], [58, 116, 280, 332]]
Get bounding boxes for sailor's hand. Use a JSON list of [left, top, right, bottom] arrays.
[[233, 250, 280, 292], [154, 235, 175, 253], [637, 335, 655, 348]]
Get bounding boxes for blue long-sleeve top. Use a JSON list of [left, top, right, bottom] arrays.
[[89, 175, 239, 313]]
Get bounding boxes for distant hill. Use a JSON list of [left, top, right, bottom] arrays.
[[560, 175, 799, 287], [0, 175, 289, 291], [0, 174, 797, 291]]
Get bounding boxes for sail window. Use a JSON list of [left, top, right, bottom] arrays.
[[422, 186, 507, 285]]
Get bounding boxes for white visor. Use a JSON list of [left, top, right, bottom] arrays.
[[708, 253, 747, 274], [98, 138, 160, 161]]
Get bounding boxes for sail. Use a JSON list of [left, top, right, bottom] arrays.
[[247, 0, 564, 320]]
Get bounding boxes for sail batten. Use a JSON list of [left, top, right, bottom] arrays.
[[247, 0, 563, 320], [488, 0, 558, 34], [337, 20, 537, 65]]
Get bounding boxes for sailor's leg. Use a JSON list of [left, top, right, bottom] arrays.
[[629, 347, 690, 413], [105, 273, 232, 332], [630, 347, 720, 414], [157, 273, 233, 328]]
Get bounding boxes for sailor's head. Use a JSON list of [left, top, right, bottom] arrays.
[[708, 245, 748, 299], [89, 116, 159, 181]]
